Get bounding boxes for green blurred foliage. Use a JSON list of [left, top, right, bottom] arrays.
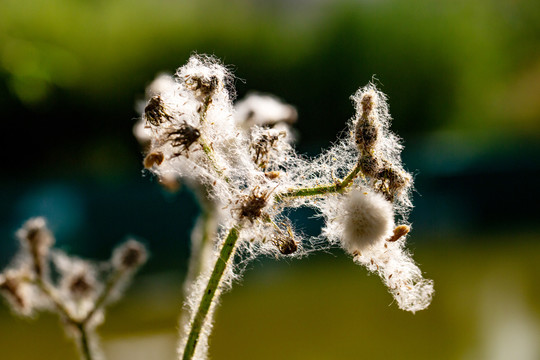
[[1, 0, 539, 137]]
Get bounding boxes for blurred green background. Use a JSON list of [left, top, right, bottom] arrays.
[[1, 0, 539, 359]]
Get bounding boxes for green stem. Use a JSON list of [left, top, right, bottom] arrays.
[[199, 137, 230, 183], [197, 94, 230, 183], [183, 205, 216, 295], [276, 161, 363, 201], [182, 225, 241, 360]]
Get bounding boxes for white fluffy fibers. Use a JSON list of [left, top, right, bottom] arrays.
[[341, 189, 394, 253]]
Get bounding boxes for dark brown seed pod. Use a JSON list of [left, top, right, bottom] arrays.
[[250, 132, 284, 169], [359, 154, 381, 178], [114, 240, 148, 270], [355, 121, 379, 152], [168, 122, 201, 157], [274, 237, 297, 255], [185, 75, 219, 99], [68, 274, 94, 299], [238, 187, 271, 221], [360, 94, 374, 117], [145, 96, 173, 127]]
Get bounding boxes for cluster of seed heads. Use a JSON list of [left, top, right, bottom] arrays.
[[0, 217, 147, 359], [132, 55, 432, 360]]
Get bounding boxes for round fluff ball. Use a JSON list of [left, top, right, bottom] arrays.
[[341, 189, 394, 253]]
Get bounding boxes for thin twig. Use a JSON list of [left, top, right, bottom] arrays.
[[275, 160, 363, 201]]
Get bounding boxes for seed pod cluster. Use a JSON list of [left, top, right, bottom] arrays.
[[354, 90, 411, 202]]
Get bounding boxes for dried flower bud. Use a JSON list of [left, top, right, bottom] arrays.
[[250, 130, 285, 169], [359, 154, 381, 178], [145, 95, 173, 127], [238, 187, 271, 222], [265, 171, 281, 180], [376, 165, 411, 201], [355, 121, 379, 152], [185, 75, 219, 101], [0, 271, 34, 316], [144, 152, 164, 169], [112, 240, 148, 271], [354, 91, 380, 153], [387, 225, 410, 242], [168, 122, 201, 158], [16, 217, 54, 278], [67, 273, 95, 300]]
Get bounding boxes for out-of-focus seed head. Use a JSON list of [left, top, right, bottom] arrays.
[[66, 272, 96, 300], [16, 217, 54, 277], [16, 217, 54, 253], [0, 270, 34, 316], [112, 240, 148, 271], [234, 93, 298, 128]]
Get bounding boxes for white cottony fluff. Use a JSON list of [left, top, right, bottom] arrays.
[[134, 54, 434, 360], [234, 92, 297, 128], [354, 240, 434, 313], [341, 188, 394, 253]]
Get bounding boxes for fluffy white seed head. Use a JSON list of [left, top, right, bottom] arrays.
[[0, 266, 42, 317], [16, 217, 54, 258], [234, 92, 297, 129], [112, 239, 148, 271], [52, 251, 99, 318], [341, 189, 394, 253]]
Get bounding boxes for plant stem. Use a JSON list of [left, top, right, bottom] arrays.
[[198, 137, 230, 183], [83, 268, 124, 323], [183, 205, 216, 295], [34, 279, 97, 360], [197, 95, 230, 183], [77, 323, 94, 360], [182, 225, 241, 360], [276, 161, 363, 201], [34, 278, 74, 322]]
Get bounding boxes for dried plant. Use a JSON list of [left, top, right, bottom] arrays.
[[0, 217, 147, 360], [1, 54, 433, 360], [135, 55, 434, 360]]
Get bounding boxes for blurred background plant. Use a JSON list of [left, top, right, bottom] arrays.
[[1, 0, 539, 359]]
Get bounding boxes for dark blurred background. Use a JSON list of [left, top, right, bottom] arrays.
[[1, 0, 539, 359]]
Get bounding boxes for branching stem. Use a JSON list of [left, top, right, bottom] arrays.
[[276, 160, 363, 201]]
